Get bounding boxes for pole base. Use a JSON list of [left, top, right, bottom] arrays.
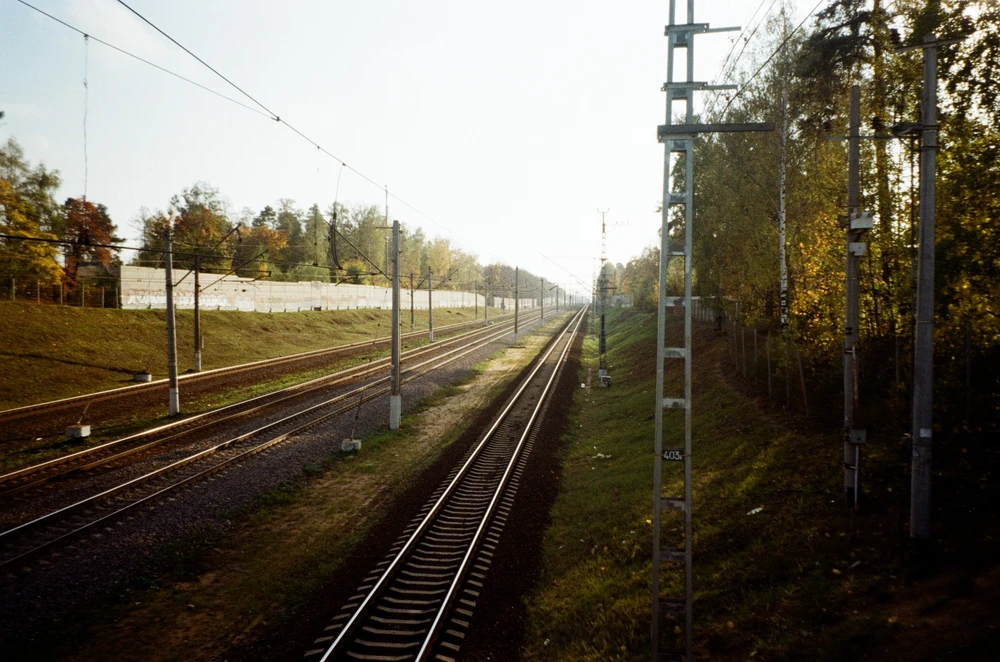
[[389, 394, 401, 430], [169, 388, 180, 417], [844, 487, 856, 510], [195, 351, 202, 373]]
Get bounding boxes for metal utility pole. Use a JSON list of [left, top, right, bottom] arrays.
[[427, 265, 434, 343], [475, 280, 479, 319], [778, 68, 790, 330], [514, 266, 519, 343], [164, 228, 180, 416], [410, 273, 415, 333], [843, 85, 869, 510], [541, 277, 545, 321], [910, 34, 942, 540], [194, 254, 202, 372], [652, 4, 773, 659], [390, 221, 401, 430], [485, 275, 490, 323]]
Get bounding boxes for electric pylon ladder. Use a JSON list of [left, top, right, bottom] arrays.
[[652, 4, 772, 660]]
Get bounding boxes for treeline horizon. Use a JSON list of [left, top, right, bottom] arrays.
[[1, 139, 553, 298]]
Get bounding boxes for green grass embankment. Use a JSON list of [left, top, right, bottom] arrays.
[[523, 309, 999, 661], [0, 303, 488, 410]]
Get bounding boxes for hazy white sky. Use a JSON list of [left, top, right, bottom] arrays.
[[1, 0, 802, 296]]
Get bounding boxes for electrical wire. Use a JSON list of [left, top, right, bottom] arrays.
[[108, 0, 493, 261], [719, 0, 829, 117], [114, 0, 278, 119], [17, 0, 489, 262], [704, 0, 781, 118], [14, 0, 273, 118], [82, 34, 89, 199]]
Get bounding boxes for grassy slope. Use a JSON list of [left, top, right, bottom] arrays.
[[0, 302, 487, 409], [523, 309, 1000, 661]]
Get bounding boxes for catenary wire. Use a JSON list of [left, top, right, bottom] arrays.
[[705, 0, 781, 118], [719, 0, 829, 117], [16, 0, 495, 264], [14, 0, 273, 119], [111, 0, 492, 260]]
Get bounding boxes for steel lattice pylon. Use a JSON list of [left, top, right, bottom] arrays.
[[652, 3, 772, 659]]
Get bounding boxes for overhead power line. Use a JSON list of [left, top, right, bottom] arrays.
[[114, 0, 279, 120], [108, 0, 482, 258], [15, 0, 492, 262], [719, 0, 829, 117], [14, 0, 272, 118], [706, 0, 782, 117]]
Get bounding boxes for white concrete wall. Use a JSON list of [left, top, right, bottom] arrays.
[[120, 266, 487, 313]]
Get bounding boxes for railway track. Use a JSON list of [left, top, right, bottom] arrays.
[[307, 305, 586, 662], [0, 310, 559, 571], [0, 312, 542, 500], [0, 312, 517, 435]]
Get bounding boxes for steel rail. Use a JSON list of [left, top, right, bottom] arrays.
[[0, 311, 561, 569], [0, 312, 539, 490], [318, 305, 587, 662], [0, 312, 516, 423], [415, 306, 585, 660]]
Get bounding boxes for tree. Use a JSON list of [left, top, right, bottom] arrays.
[[0, 139, 62, 284], [62, 197, 121, 287], [273, 198, 304, 275], [167, 182, 233, 271], [232, 223, 286, 279], [303, 204, 328, 270], [620, 247, 659, 312], [0, 180, 62, 285]]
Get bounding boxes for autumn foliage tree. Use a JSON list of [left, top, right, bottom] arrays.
[[0, 139, 62, 285], [62, 197, 120, 287]]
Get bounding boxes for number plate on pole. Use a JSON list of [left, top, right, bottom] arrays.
[[663, 449, 684, 461]]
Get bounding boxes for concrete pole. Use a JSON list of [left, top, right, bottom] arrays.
[[36, 280, 40, 304], [514, 267, 519, 343], [485, 276, 490, 323], [475, 280, 479, 319], [410, 273, 415, 333], [843, 84, 862, 509], [541, 277, 545, 321], [164, 228, 180, 416], [911, 35, 939, 540], [194, 254, 202, 372], [427, 265, 434, 343], [60, 282, 63, 305], [390, 221, 401, 430]]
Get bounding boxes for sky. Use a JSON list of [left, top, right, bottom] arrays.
[[1, 0, 806, 298]]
